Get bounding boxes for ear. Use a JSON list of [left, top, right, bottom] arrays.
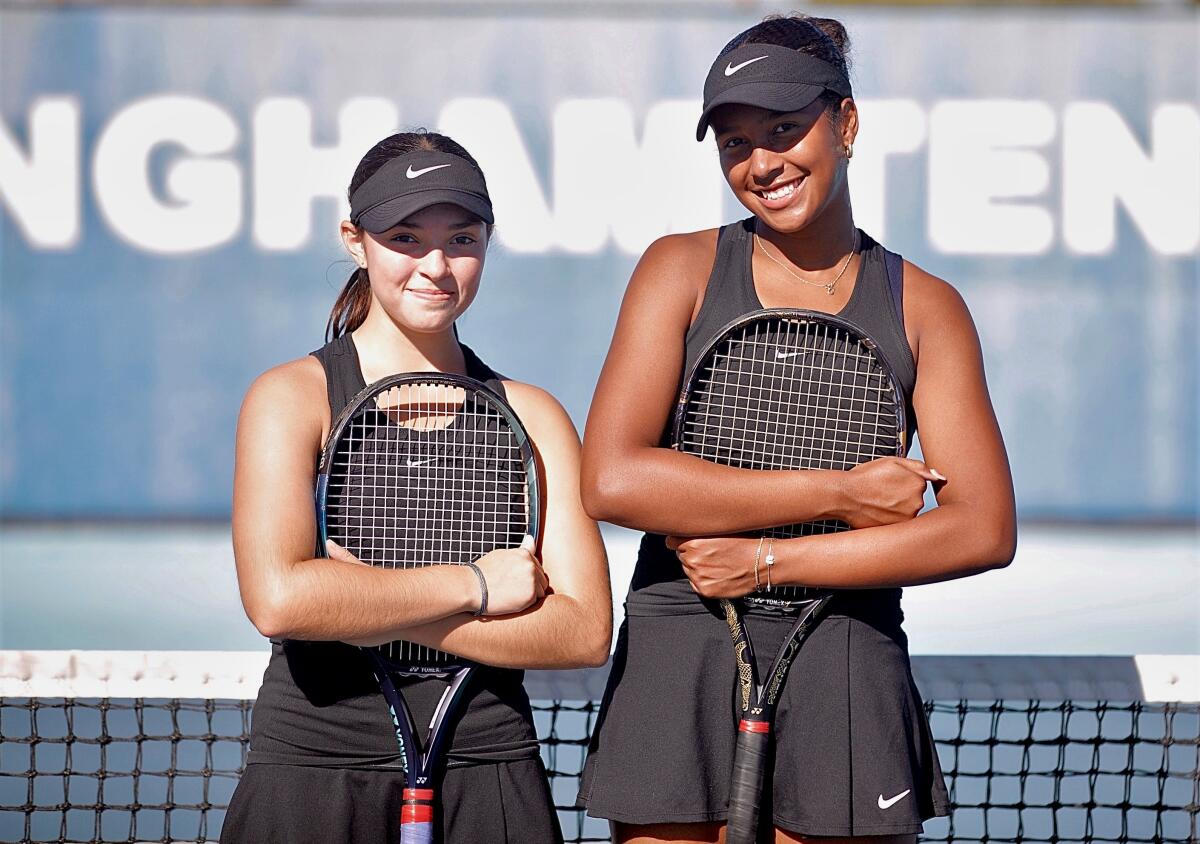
[[340, 220, 367, 268], [839, 97, 859, 150]]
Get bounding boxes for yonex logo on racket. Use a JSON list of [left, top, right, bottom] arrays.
[[405, 163, 452, 179], [725, 55, 769, 76]]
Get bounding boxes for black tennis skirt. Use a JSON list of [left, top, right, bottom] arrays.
[[223, 757, 563, 844], [577, 580, 949, 837]]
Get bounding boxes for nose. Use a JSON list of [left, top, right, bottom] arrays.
[[747, 146, 784, 187], [418, 247, 452, 282]]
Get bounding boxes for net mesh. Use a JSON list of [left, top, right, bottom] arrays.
[[1, 654, 1196, 843]]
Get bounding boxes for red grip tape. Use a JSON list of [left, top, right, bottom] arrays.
[[401, 805, 434, 824], [738, 719, 771, 734]]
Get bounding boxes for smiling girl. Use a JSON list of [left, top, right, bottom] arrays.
[[576, 16, 1015, 844], [225, 131, 611, 843]]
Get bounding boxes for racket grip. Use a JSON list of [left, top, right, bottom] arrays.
[[725, 719, 771, 844], [399, 788, 434, 844]]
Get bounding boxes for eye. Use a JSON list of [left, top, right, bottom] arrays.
[[389, 232, 418, 244], [772, 121, 799, 135], [720, 136, 746, 150], [451, 234, 478, 246]]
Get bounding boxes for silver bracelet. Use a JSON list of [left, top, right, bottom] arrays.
[[465, 561, 488, 616], [764, 539, 776, 591]]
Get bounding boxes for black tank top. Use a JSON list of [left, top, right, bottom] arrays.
[[244, 335, 540, 770], [628, 219, 916, 612]]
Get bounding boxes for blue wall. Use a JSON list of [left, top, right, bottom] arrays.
[[1, 7, 1196, 520]]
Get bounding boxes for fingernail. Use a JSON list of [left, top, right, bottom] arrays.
[[931, 469, 947, 481]]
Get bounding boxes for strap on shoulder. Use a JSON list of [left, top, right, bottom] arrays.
[[883, 248, 905, 326]]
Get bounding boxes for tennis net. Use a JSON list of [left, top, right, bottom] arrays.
[[1, 652, 1196, 843]]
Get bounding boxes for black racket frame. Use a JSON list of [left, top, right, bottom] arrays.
[[314, 372, 541, 840], [671, 308, 908, 844]]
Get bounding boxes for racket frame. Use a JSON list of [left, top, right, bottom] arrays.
[[671, 308, 908, 844], [314, 372, 540, 843]]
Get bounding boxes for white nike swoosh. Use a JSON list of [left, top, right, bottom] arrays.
[[775, 350, 805, 360], [406, 457, 438, 468], [405, 163, 452, 179], [725, 56, 769, 76], [877, 789, 911, 810]]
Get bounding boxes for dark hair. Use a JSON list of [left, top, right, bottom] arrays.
[[719, 14, 852, 124], [327, 131, 490, 341]]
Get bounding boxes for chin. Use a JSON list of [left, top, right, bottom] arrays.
[[751, 203, 814, 234]]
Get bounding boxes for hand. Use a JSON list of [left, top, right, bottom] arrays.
[[329, 537, 547, 617], [665, 535, 756, 599], [473, 535, 548, 616], [326, 539, 366, 565], [838, 457, 946, 529]]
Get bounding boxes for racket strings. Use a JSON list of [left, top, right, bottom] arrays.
[[324, 382, 529, 666], [681, 317, 902, 599]]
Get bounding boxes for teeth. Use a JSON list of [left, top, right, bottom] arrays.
[[760, 180, 799, 201]]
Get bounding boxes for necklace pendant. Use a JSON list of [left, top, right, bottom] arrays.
[[824, 283, 835, 295]]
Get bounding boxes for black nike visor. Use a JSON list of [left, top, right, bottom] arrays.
[[349, 150, 494, 233], [696, 43, 853, 142]]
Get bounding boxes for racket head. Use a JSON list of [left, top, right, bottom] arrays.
[[315, 372, 540, 671], [673, 308, 907, 606]]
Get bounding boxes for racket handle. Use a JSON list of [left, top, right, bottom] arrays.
[[726, 719, 771, 844], [400, 788, 434, 844]]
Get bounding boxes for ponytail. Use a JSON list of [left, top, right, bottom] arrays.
[[325, 267, 372, 341]]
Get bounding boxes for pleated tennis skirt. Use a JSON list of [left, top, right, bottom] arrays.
[[576, 588, 949, 837], [222, 757, 563, 844]]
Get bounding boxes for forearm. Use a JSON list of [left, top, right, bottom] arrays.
[[773, 502, 1016, 590], [246, 555, 476, 641], [355, 592, 612, 670], [585, 446, 851, 535]]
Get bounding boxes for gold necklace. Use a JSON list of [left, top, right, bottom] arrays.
[[754, 229, 860, 296]]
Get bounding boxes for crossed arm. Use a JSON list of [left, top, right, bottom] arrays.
[[232, 357, 612, 668], [582, 234, 1016, 596]]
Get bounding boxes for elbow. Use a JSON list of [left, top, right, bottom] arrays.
[[580, 620, 614, 668], [558, 602, 612, 669], [580, 463, 628, 524], [242, 580, 296, 640], [979, 516, 1018, 572]]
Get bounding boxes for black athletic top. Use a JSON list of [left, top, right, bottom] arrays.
[[630, 218, 917, 608], [243, 335, 541, 770]]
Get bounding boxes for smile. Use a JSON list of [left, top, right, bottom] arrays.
[[406, 288, 455, 299], [756, 178, 801, 201]]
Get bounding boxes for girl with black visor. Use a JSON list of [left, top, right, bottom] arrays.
[[577, 16, 1016, 844], [226, 131, 611, 843]]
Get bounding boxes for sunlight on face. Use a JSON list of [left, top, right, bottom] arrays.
[[360, 203, 490, 335], [711, 100, 850, 233]]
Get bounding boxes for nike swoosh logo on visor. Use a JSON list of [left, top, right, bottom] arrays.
[[725, 56, 769, 76], [406, 457, 438, 468], [406, 163, 452, 179], [877, 790, 911, 810]]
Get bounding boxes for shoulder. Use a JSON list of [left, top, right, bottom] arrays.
[[622, 228, 722, 321], [239, 355, 329, 440], [244, 354, 326, 405], [899, 259, 982, 364], [633, 229, 720, 286], [500, 380, 576, 437]]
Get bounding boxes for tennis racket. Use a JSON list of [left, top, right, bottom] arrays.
[[315, 373, 540, 844], [672, 309, 907, 844]]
